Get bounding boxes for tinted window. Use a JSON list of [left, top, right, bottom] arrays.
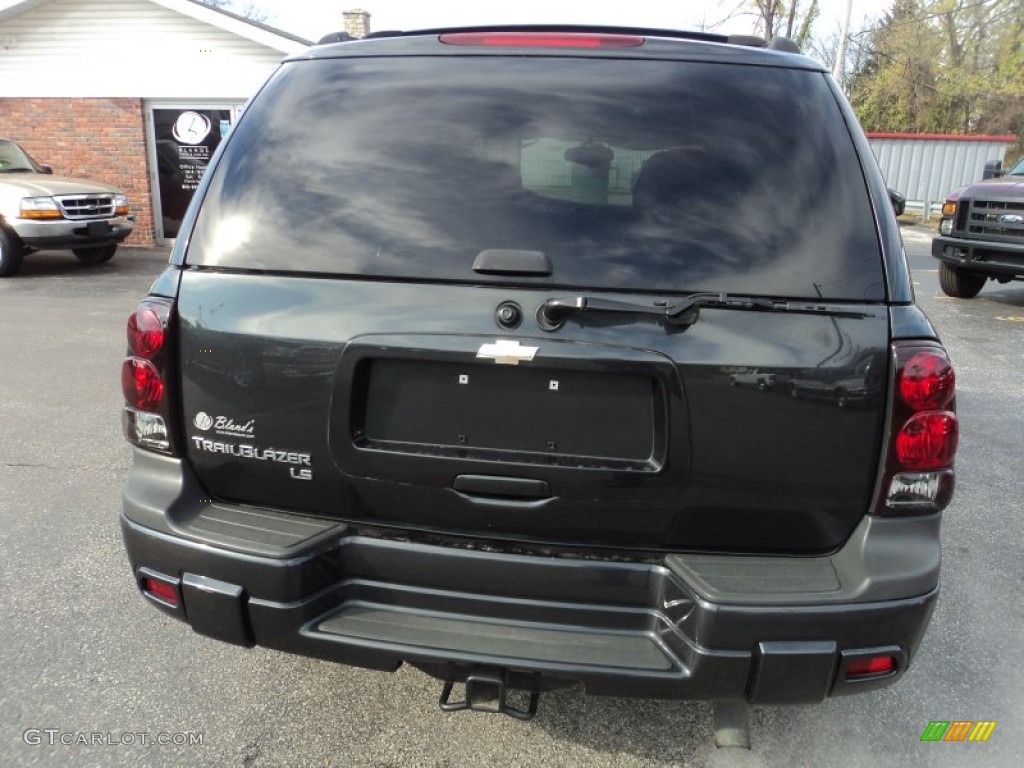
[[188, 57, 884, 300]]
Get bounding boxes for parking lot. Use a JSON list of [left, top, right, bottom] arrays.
[[1, 226, 1021, 767]]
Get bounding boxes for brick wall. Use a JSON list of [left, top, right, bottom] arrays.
[[0, 98, 154, 245]]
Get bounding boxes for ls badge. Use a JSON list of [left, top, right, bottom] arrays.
[[476, 339, 539, 365]]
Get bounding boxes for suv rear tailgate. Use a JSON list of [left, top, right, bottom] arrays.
[[177, 272, 888, 554]]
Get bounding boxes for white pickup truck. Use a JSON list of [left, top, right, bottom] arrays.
[[0, 138, 134, 276]]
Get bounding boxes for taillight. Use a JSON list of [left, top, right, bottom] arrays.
[[895, 412, 958, 470], [439, 32, 645, 48], [127, 307, 165, 358], [122, 358, 164, 410], [899, 351, 954, 410], [874, 342, 958, 515], [122, 298, 177, 455]]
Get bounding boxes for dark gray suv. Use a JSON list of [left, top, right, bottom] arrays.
[[120, 27, 958, 726]]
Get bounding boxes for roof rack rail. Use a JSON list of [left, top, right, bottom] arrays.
[[725, 34, 765, 47], [725, 34, 801, 53], [766, 36, 801, 53], [316, 31, 355, 44]]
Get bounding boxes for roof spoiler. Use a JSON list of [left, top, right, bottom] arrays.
[[315, 25, 802, 53]]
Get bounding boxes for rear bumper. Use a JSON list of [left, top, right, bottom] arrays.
[[121, 451, 940, 704], [932, 234, 1024, 278]]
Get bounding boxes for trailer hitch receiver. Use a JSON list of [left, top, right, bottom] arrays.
[[439, 667, 540, 720]]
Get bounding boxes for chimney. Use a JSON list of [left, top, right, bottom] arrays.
[[343, 9, 371, 39]]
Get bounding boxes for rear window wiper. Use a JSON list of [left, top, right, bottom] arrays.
[[538, 292, 870, 329]]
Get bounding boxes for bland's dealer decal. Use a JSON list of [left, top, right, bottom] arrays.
[[193, 411, 255, 439]]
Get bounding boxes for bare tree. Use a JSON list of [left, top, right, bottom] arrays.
[[702, 0, 820, 44], [751, 0, 782, 37], [806, 25, 841, 70], [237, 1, 268, 24], [198, 0, 269, 23], [748, 1, 818, 43], [786, 1, 801, 38], [717, 1, 817, 44]]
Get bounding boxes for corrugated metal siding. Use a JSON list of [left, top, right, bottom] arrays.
[[867, 137, 1010, 211], [0, 0, 294, 98]]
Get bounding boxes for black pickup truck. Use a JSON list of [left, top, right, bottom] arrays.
[[119, 27, 958, 728], [933, 155, 1024, 297]]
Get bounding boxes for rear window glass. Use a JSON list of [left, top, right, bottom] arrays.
[[188, 56, 884, 300]]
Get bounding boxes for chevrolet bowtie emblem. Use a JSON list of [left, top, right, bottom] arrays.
[[476, 339, 539, 365]]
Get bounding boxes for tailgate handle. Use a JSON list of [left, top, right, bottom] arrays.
[[453, 475, 551, 499]]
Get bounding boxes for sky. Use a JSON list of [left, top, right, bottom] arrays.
[[0, 0, 895, 46], [258, 0, 894, 44]]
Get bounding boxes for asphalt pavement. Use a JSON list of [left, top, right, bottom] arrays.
[[1, 229, 1022, 767]]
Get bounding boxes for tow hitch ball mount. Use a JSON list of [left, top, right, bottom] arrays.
[[439, 667, 540, 720]]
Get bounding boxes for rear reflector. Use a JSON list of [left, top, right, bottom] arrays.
[[845, 656, 896, 679], [141, 576, 180, 607], [439, 32, 645, 48]]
